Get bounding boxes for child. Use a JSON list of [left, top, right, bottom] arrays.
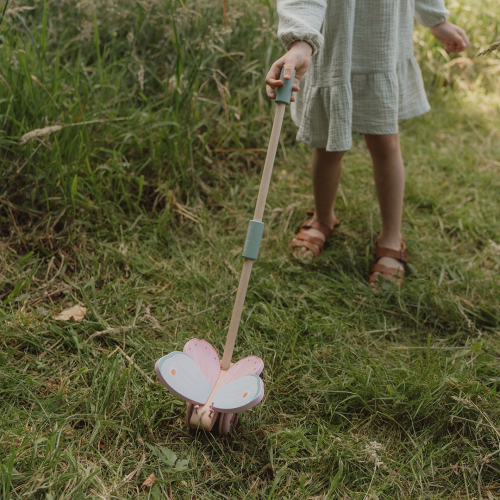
[[266, 0, 468, 286]]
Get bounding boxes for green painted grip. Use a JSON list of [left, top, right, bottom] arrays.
[[275, 68, 296, 105], [242, 220, 265, 260]]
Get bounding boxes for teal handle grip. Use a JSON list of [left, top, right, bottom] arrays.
[[275, 68, 296, 105], [242, 220, 265, 260]]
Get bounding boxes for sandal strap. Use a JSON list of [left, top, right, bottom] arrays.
[[293, 230, 325, 248], [368, 263, 405, 287], [301, 211, 339, 239], [370, 263, 404, 279], [290, 211, 340, 258], [376, 239, 408, 264], [289, 238, 321, 257], [300, 219, 332, 239]]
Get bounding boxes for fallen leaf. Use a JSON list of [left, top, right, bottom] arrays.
[[54, 305, 87, 322], [142, 473, 156, 488]]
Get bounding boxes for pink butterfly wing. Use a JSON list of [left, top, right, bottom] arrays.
[[183, 339, 221, 389], [219, 355, 264, 387]]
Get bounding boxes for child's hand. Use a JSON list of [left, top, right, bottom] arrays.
[[265, 41, 313, 101], [430, 21, 469, 54]]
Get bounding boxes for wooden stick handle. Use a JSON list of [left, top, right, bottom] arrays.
[[253, 103, 286, 222], [221, 103, 286, 370]]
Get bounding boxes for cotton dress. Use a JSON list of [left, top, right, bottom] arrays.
[[277, 0, 449, 151]]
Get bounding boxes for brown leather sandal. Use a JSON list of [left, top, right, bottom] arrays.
[[368, 239, 408, 287], [290, 211, 340, 258]]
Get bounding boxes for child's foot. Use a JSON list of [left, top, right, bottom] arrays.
[[368, 237, 408, 287], [290, 211, 339, 262]]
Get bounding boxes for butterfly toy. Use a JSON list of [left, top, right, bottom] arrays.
[[155, 339, 264, 434], [154, 70, 295, 435]]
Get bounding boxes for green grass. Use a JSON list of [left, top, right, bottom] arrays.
[[1, 0, 500, 498]]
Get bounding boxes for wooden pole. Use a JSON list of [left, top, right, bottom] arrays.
[[221, 104, 286, 370]]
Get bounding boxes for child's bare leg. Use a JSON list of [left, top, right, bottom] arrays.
[[292, 148, 345, 259], [364, 133, 405, 275]]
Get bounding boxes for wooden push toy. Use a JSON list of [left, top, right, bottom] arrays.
[[155, 70, 295, 435]]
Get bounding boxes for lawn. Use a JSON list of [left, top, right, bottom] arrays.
[[1, 0, 500, 498]]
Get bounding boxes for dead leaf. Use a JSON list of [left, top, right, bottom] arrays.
[[54, 305, 87, 322], [142, 473, 156, 489]]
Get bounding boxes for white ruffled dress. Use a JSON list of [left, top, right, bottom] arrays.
[[277, 0, 449, 151]]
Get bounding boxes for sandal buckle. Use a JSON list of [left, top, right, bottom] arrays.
[[400, 250, 407, 263]]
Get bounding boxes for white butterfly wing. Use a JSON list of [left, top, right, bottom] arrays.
[[155, 352, 212, 405], [212, 374, 264, 413]]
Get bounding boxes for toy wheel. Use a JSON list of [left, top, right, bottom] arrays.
[[218, 412, 238, 436], [185, 403, 195, 429]]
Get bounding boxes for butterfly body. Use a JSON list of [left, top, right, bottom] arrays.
[[155, 339, 264, 433], [187, 365, 233, 432]]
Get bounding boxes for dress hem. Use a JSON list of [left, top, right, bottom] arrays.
[[291, 56, 430, 151]]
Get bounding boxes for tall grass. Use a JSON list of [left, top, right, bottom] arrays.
[[1, 0, 282, 232], [1, 0, 497, 233]]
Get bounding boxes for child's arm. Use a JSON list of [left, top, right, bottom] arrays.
[[415, 0, 468, 53], [266, 0, 327, 101]]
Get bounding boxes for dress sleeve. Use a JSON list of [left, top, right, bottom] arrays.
[[414, 0, 449, 27], [277, 0, 328, 55]]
